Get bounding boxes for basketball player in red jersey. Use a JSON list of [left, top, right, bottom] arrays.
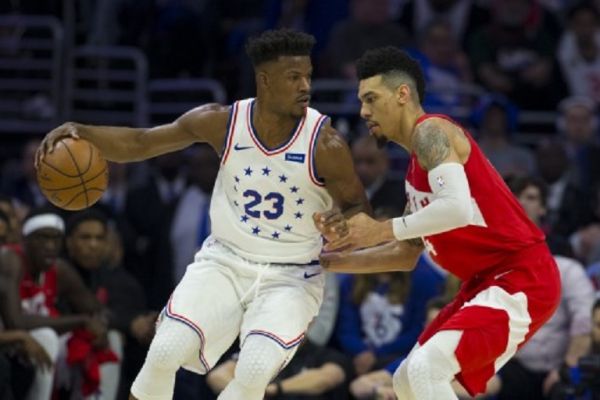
[[315, 47, 561, 399]]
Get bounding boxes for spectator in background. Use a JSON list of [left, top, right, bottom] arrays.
[[323, 0, 409, 80], [0, 328, 52, 400], [504, 175, 572, 255], [557, 96, 600, 192], [468, 0, 564, 110], [207, 336, 353, 400], [408, 18, 473, 112], [499, 175, 595, 400], [1, 139, 46, 210], [170, 145, 219, 283], [0, 209, 10, 246], [585, 184, 600, 292], [396, 0, 490, 47], [593, 299, 600, 354], [0, 207, 111, 399], [472, 95, 536, 177], [65, 209, 157, 399], [558, 3, 600, 103], [349, 297, 502, 399], [336, 212, 445, 376], [0, 195, 22, 244], [126, 152, 185, 309], [536, 140, 592, 237], [351, 136, 406, 212]]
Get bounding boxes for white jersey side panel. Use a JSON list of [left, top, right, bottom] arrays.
[[209, 98, 333, 264]]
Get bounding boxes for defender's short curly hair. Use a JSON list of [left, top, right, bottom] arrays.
[[356, 46, 426, 104], [245, 29, 315, 66]]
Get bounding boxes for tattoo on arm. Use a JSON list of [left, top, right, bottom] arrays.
[[413, 120, 451, 171], [401, 204, 424, 248]]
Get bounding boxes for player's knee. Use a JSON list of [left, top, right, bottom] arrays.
[[407, 344, 455, 385], [145, 320, 200, 372], [234, 336, 288, 389]]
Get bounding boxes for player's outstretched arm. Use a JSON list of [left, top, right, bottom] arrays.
[[320, 239, 423, 273], [35, 103, 230, 166], [325, 118, 473, 251]]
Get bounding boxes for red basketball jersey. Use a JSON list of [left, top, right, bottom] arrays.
[[405, 114, 544, 280], [4, 244, 59, 317]]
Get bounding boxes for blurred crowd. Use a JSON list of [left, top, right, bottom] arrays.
[[2, 0, 600, 399]]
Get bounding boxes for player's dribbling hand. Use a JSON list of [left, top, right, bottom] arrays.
[[35, 122, 81, 169], [323, 212, 386, 252]]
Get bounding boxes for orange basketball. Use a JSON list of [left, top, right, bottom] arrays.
[[37, 138, 109, 210]]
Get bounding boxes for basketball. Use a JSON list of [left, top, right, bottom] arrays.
[[36, 138, 109, 211]]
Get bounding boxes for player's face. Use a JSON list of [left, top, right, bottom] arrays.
[[358, 76, 400, 148], [25, 227, 63, 270], [517, 185, 545, 225], [267, 56, 312, 118], [67, 220, 108, 270]]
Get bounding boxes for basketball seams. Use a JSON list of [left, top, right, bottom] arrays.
[[41, 159, 82, 178], [38, 166, 108, 192], [60, 139, 90, 207]]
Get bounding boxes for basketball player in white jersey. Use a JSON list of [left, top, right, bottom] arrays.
[[36, 30, 369, 400]]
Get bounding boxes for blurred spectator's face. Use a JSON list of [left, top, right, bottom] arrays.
[[494, 0, 530, 27], [352, 137, 388, 188], [537, 143, 569, 183], [481, 106, 509, 139], [188, 146, 219, 193], [24, 228, 63, 271], [428, 0, 458, 12], [352, 0, 390, 25], [593, 307, 600, 351], [563, 105, 595, 145], [261, 56, 312, 119], [517, 185, 545, 225], [22, 140, 41, 181], [67, 220, 108, 270], [154, 153, 183, 181], [421, 23, 456, 65], [571, 9, 599, 41], [0, 220, 8, 245]]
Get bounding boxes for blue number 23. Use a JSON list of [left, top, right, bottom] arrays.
[[243, 190, 284, 220]]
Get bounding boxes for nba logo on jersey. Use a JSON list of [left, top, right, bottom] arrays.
[[210, 98, 334, 265], [436, 176, 445, 187]]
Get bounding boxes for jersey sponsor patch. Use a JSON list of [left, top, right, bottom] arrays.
[[285, 153, 305, 163]]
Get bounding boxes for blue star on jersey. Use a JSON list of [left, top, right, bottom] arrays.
[[233, 164, 313, 240]]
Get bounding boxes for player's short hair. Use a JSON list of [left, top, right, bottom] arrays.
[[245, 29, 315, 67], [356, 46, 426, 105], [594, 298, 600, 314], [66, 208, 108, 237], [504, 175, 548, 208]]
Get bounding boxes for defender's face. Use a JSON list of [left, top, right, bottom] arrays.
[[267, 56, 312, 118], [358, 76, 398, 147]]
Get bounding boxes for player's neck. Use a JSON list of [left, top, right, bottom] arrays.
[[252, 100, 298, 146], [396, 105, 425, 152]]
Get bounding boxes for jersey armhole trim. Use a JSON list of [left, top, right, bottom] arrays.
[[220, 101, 239, 165], [308, 115, 329, 187]]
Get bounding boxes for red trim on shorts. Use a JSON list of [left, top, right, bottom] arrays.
[[165, 298, 211, 371], [246, 329, 305, 349]]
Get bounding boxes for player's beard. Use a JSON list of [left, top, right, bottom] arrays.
[[375, 135, 387, 149]]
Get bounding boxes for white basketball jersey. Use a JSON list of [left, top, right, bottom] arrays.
[[209, 98, 333, 264]]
